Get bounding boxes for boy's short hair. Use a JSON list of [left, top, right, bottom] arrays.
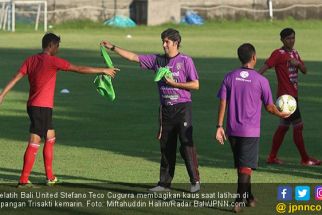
[[42, 33, 61, 49], [237, 43, 256, 64], [280, 28, 295, 39], [161, 28, 181, 47]]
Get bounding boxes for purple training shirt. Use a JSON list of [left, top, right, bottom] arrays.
[[139, 53, 199, 105], [217, 67, 274, 137]]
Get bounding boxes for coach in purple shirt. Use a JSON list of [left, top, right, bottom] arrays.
[[215, 43, 289, 213], [101, 28, 200, 193]]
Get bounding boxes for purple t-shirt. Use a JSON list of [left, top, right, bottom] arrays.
[[217, 68, 274, 137], [139, 53, 199, 105]]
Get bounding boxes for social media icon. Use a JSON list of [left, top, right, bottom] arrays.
[[277, 186, 292, 201], [295, 186, 310, 201], [315, 186, 322, 200]]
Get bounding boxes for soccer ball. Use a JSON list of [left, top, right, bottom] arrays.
[[275, 94, 297, 114]]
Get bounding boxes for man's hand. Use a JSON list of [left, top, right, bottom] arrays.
[[164, 77, 177, 87], [215, 127, 226, 145], [280, 111, 291, 119], [289, 58, 307, 74], [100, 41, 114, 50], [103, 68, 119, 78]]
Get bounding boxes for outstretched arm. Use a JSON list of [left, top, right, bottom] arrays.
[[101, 41, 139, 63], [215, 99, 227, 145], [164, 78, 199, 90], [68, 64, 119, 78], [0, 72, 24, 105]]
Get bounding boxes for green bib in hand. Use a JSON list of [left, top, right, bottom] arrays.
[[154, 67, 173, 82], [94, 46, 115, 101]]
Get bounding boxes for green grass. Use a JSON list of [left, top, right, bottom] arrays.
[[1, 20, 322, 214]]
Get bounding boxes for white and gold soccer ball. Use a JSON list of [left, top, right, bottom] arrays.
[[276, 94, 297, 114]]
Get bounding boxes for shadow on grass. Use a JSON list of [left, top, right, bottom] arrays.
[[1, 48, 322, 182], [0, 167, 300, 215], [0, 167, 235, 215]]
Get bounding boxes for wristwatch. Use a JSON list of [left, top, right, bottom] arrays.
[[216, 125, 223, 128], [110, 45, 116, 51]]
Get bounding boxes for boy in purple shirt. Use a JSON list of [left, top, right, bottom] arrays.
[[215, 43, 289, 213], [101, 28, 200, 193]]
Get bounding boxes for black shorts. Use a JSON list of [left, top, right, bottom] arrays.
[[280, 97, 302, 125], [27, 106, 54, 139], [160, 102, 193, 146], [228, 136, 259, 170]]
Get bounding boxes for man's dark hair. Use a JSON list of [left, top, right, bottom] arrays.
[[280, 28, 295, 39], [237, 43, 256, 64], [161, 28, 181, 48], [42, 33, 61, 49]]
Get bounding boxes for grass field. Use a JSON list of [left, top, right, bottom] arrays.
[[1, 20, 322, 214]]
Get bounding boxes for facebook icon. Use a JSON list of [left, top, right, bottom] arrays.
[[278, 186, 292, 200]]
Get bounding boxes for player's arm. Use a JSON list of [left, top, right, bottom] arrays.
[[67, 64, 119, 78], [164, 78, 199, 90], [0, 72, 24, 105], [265, 104, 290, 118], [298, 63, 307, 74], [215, 99, 227, 145], [101, 41, 139, 63], [258, 64, 270, 75]]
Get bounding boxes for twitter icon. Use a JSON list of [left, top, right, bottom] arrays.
[[295, 186, 310, 201]]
